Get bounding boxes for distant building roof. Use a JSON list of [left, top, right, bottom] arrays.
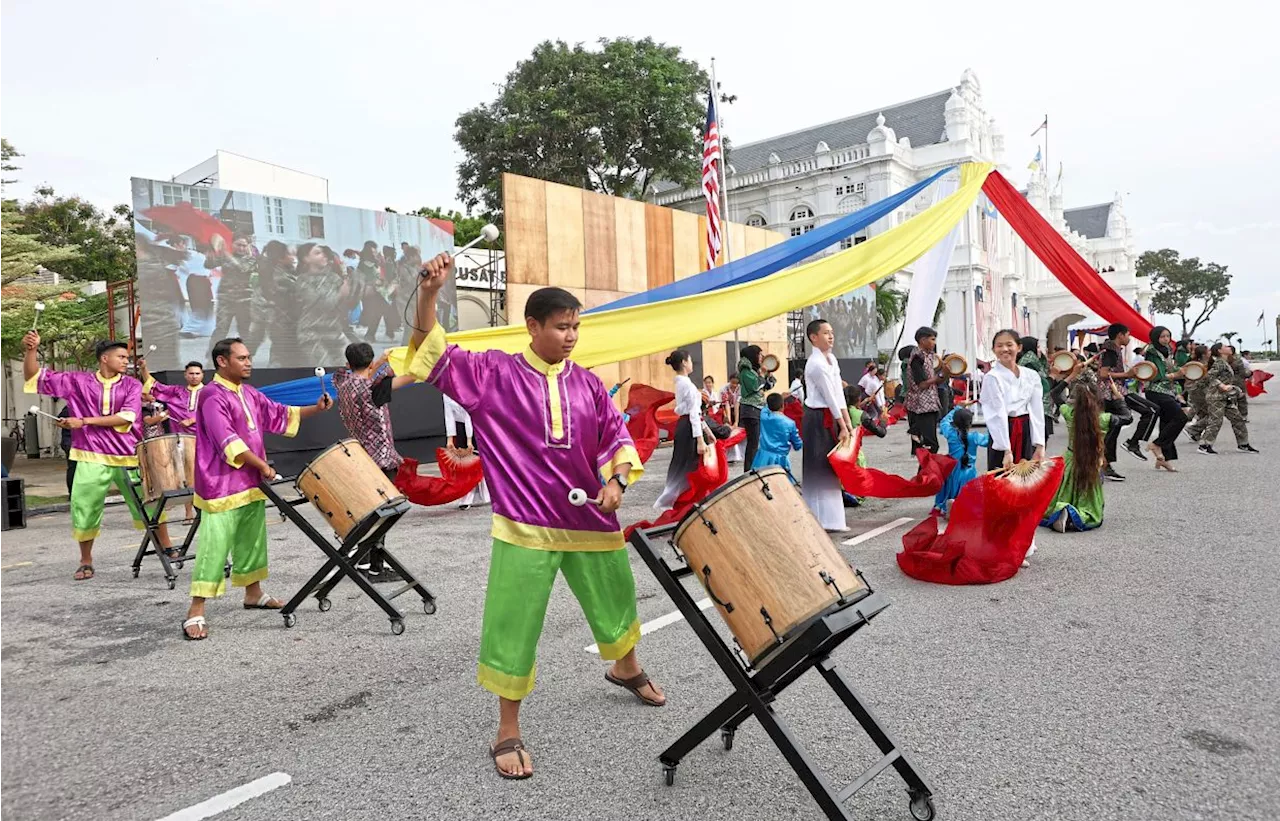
[[653, 88, 953, 194], [1063, 203, 1112, 239]]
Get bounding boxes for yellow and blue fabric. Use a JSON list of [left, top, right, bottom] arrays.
[[478, 538, 640, 701]]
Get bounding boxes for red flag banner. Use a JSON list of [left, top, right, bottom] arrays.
[[623, 384, 675, 464], [1246, 370, 1273, 397], [982, 171, 1153, 342], [626, 428, 747, 537], [394, 448, 484, 507], [828, 428, 956, 498], [897, 457, 1065, 585]]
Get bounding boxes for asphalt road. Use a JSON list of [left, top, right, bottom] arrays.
[[2, 391, 1277, 821]]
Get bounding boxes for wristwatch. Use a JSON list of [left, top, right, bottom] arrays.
[[609, 473, 629, 492]]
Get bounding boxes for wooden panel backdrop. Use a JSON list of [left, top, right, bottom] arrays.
[[501, 173, 786, 410]]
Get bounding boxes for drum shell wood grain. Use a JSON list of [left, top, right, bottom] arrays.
[[674, 466, 864, 663], [136, 435, 196, 502], [295, 439, 406, 539]]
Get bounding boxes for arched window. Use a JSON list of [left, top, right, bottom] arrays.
[[745, 214, 766, 228], [789, 205, 815, 237]]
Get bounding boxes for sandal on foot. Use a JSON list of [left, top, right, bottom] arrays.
[[490, 737, 531, 780], [243, 594, 283, 610], [182, 616, 208, 641], [605, 669, 666, 707], [74, 564, 95, 581]]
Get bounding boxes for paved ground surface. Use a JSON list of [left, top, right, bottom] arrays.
[[2, 385, 1277, 821]]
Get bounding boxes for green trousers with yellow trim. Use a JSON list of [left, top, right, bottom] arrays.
[[70, 462, 163, 543], [478, 538, 641, 701], [189, 501, 269, 599]]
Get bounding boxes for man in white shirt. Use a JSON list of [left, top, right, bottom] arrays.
[[801, 320, 853, 532]]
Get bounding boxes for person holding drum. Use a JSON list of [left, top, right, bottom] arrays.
[[802, 319, 852, 532], [736, 346, 769, 473], [407, 255, 661, 781], [1097, 323, 1157, 481], [181, 337, 334, 641], [1184, 345, 1214, 441], [140, 359, 207, 521], [1139, 326, 1189, 471], [655, 350, 707, 510], [22, 332, 174, 580], [334, 343, 420, 578]]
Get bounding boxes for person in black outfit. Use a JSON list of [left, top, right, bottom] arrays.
[[1096, 323, 1157, 482], [57, 403, 76, 494]]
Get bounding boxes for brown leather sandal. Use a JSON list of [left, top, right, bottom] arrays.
[[490, 737, 531, 780], [605, 669, 666, 707]]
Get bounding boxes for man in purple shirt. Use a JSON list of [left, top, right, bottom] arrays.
[[140, 358, 206, 520], [408, 254, 663, 781], [181, 337, 332, 641], [23, 331, 173, 580]]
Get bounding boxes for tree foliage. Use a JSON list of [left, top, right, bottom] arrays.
[[1, 202, 82, 286], [2, 138, 21, 190], [873, 277, 908, 331], [455, 38, 708, 213], [0, 287, 111, 369], [1140, 248, 1232, 338], [409, 207, 503, 250], [18, 187, 136, 283]]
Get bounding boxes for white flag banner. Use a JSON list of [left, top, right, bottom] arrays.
[[902, 173, 961, 341]]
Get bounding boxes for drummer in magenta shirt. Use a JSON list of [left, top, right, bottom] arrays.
[[140, 359, 206, 432], [22, 332, 173, 580], [407, 254, 661, 782], [182, 337, 331, 641]]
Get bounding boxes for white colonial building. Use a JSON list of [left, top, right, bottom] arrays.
[[652, 69, 1152, 363]]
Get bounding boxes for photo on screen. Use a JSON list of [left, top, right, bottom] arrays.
[[803, 283, 877, 360], [130, 178, 456, 371]]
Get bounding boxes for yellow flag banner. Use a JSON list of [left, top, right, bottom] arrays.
[[389, 163, 992, 372]]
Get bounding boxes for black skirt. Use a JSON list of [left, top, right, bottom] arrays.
[[801, 407, 838, 490], [657, 415, 700, 508], [987, 413, 1034, 471]]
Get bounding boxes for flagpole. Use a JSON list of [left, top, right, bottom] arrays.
[[1043, 113, 1049, 189], [711, 56, 741, 353]]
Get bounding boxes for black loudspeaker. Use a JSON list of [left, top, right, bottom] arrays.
[[2, 477, 26, 531]]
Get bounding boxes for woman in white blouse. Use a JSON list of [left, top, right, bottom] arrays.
[[802, 320, 854, 532], [980, 328, 1046, 567], [655, 350, 707, 510], [980, 328, 1047, 470]]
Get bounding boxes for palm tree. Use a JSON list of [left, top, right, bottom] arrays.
[[874, 277, 907, 331], [932, 297, 946, 327], [1222, 331, 1239, 345]]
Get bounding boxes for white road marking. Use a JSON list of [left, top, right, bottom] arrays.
[[155, 772, 291, 821], [841, 516, 914, 547], [1, 561, 34, 571], [585, 597, 713, 653]]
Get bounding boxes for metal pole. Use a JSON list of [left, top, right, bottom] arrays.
[[711, 57, 741, 355]]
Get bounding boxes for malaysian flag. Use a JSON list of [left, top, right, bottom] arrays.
[[701, 94, 723, 269]]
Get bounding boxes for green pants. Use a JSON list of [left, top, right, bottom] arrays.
[[478, 539, 641, 701], [70, 462, 162, 543], [190, 501, 269, 599]]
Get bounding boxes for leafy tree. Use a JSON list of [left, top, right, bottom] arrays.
[[455, 38, 708, 212], [1221, 331, 1238, 345], [2, 138, 21, 190], [0, 287, 110, 369], [18, 187, 136, 283], [1, 202, 82, 285], [1140, 248, 1232, 338], [873, 277, 907, 331], [409, 207, 502, 250]]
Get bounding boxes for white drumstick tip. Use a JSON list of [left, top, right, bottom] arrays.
[[480, 223, 500, 242], [148, 344, 157, 353], [314, 367, 325, 377], [28, 405, 39, 415], [568, 488, 589, 507], [33, 301, 45, 312]]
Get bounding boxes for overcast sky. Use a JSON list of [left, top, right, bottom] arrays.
[[3, 0, 1274, 343]]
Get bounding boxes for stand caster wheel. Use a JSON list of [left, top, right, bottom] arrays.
[[283, 613, 297, 628], [908, 792, 935, 821], [167, 578, 176, 590], [663, 766, 676, 787], [423, 599, 437, 615], [131, 568, 140, 578], [721, 729, 734, 751], [174, 561, 184, 570], [390, 619, 405, 636], [318, 598, 332, 612]]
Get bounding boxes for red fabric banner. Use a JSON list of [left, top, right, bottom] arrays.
[[982, 171, 1153, 342], [394, 448, 484, 507], [896, 457, 1065, 585], [622, 384, 675, 464], [626, 428, 747, 537], [828, 428, 956, 498], [782, 396, 805, 427], [1246, 370, 1273, 397]]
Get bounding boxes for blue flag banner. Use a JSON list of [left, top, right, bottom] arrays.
[[585, 166, 955, 314], [258, 373, 336, 406]]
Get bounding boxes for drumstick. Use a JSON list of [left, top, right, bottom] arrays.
[[31, 302, 45, 331], [314, 366, 326, 399], [28, 405, 61, 422], [568, 488, 603, 507]]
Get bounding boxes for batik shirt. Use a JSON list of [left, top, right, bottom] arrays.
[[334, 365, 402, 471], [26, 369, 141, 467], [1142, 345, 1178, 396], [193, 375, 300, 512], [143, 378, 204, 427], [906, 349, 941, 414], [407, 325, 642, 551]]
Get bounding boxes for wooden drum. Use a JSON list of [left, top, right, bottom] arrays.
[[295, 439, 405, 539], [673, 466, 866, 664], [136, 434, 196, 502]]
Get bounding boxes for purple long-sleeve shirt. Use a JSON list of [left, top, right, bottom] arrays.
[[25, 368, 142, 467], [193, 375, 300, 512], [144, 377, 204, 427], [407, 325, 641, 551]]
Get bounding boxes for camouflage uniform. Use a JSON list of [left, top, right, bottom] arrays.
[[1200, 358, 1249, 447], [1230, 357, 1250, 422], [296, 267, 352, 367], [1183, 366, 1211, 440], [208, 251, 259, 347], [137, 256, 183, 366]]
